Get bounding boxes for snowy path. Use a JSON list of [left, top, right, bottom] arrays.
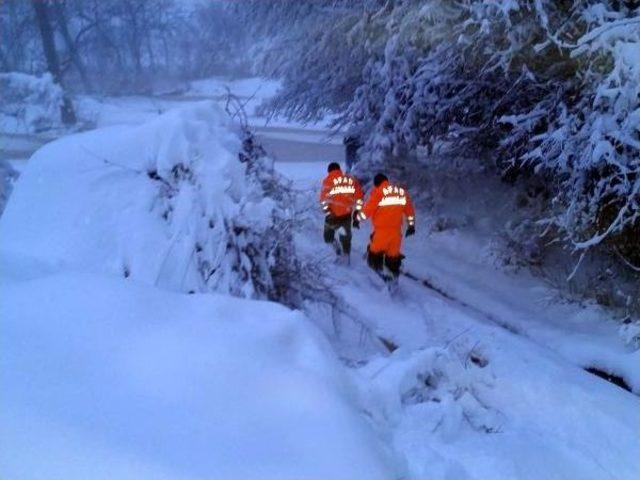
[[404, 234, 640, 391], [274, 157, 640, 480]]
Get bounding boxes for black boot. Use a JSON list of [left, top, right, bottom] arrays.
[[339, 234, 351, 257], [367, 248, 384, 272], [385, 255, 402, 279], [323, 219, 335, 245]]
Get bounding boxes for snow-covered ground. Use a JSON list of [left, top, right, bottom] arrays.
[[276, 158, 640, 480], [0, 102, 393, 479], [2, 77, 639, 480], [1, 273, 393, 480]]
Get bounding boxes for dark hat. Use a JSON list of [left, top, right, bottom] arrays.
[[373, 173, 388, 187]]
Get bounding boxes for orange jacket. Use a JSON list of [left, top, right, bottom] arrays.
[[360, 180, 415, 230], [320, 170, 364, 217]]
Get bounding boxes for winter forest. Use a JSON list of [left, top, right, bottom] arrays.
[[1, 1, 639, 479]]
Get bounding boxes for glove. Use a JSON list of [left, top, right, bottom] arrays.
[[405, 225, 415, 237], [352, 212, 360, 229]]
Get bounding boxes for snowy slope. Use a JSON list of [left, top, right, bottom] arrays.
[[0, 273, 393, 480], [0, 101, 395, 479], [404, 230, 640, 392]]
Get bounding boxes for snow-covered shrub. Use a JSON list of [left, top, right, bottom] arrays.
[[620, 320, 640, 350], [356, 346, 502, 435], [0, 160, 19, 216], [0, 72, 64, 134], [0, 102, 299, 303], [508, 7, 640, 254]]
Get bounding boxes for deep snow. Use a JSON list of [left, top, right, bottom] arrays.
[[0, 102, 394, 480], [1, 77, 639, 480], [0, 273, 393, 480], [277, 158, 640, 480]]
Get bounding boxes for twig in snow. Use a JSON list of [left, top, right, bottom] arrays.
[[81, 146, 144, 174], [566, 251, 586, 282], [443, 327, 472, 348]]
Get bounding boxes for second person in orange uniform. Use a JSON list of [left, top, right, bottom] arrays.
[[319, 162, 364, 258], [358, 173, 415, 278]]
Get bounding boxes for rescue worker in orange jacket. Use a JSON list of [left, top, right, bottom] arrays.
[[320, 162, 364, 257], [358, 173, 415, 278]]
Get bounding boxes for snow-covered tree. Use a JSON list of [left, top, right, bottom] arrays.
[[239, 0, 640, 267], [234, 0, 370, 122], [0, 72, 64, 133]]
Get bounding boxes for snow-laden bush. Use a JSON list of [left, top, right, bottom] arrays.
[[345, 1, 639, 255], [0, 102, 300, 304], [0, 160, 19, 217], [0, 72, 64, 134], [357, 346, 501, 433], [505, 6, 640, 254], [620, 320, 640, 350]]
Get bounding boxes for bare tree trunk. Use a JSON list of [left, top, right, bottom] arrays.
[[31, 0, 76, 125], [52, 1, 93, 92]]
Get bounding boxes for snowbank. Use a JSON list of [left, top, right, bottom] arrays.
[[0, 273, 393, 480], [0, 102, 291, 299], [0, 72, 64, 134], [0, 101, 395, 479]]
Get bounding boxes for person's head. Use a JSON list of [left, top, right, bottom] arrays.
[[327, 162, 341, 173], [373, 173, 388, 187]]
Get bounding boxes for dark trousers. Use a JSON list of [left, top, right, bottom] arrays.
[[324, 214, 352, 255], [367, 239, 402, 278]]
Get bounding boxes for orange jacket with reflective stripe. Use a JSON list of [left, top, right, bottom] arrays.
[[320, 170, 364, 217], [361, 180, 415, 230]]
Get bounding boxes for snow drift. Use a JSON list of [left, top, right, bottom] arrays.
[[0, 102, 393, 479], [0, 101, 295, 300], [0, 273, 393, 480]]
